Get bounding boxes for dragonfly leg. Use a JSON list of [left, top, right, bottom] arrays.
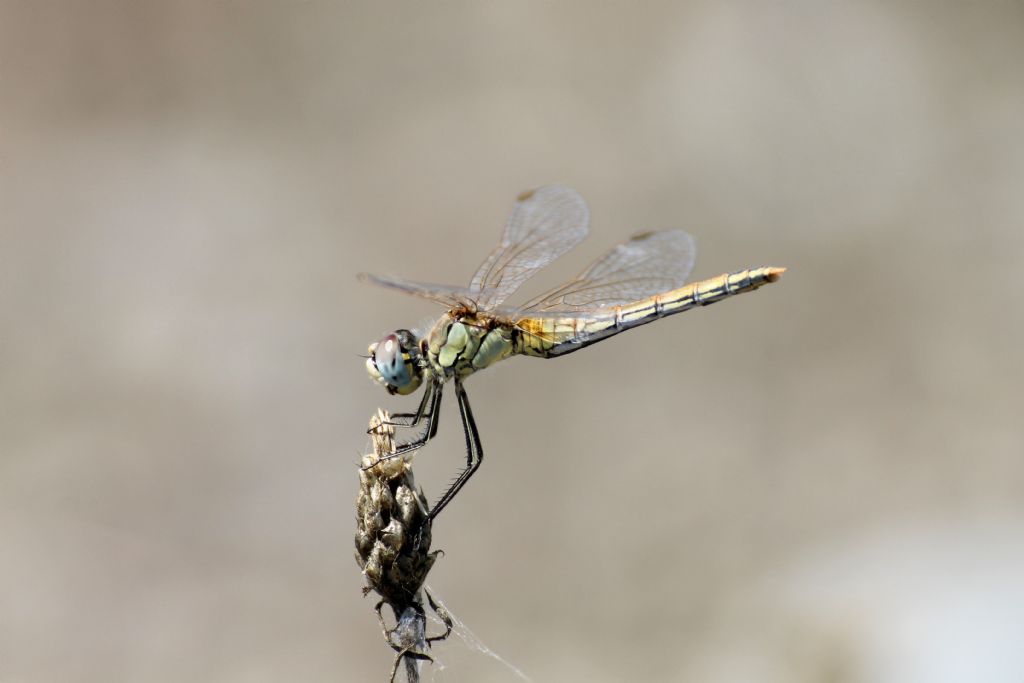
[[364, 381, 443, 468], [427, 380, 483, 521], [367, 384, 434, 432]]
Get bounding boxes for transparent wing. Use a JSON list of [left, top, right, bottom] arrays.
[[356, 272, 478, 310], [469, 186, 589, 311], [502, 230, 696, 314]]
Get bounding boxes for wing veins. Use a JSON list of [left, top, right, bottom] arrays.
[[468, 186, 589, 311], [509, 229, 697, 314]]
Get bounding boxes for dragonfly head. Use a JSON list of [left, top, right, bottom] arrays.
[[366, 330, 424, 396]]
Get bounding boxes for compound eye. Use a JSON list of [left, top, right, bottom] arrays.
[[373, 333, 412, 390]]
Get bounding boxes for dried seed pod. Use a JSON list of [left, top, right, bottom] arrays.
[[356, 409, 450, 681], [355, 409, 437, 611]]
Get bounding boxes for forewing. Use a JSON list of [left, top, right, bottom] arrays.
[[469, 186, 589, 311], [357, 272, 477, 310], [508, 230, 696, 313]]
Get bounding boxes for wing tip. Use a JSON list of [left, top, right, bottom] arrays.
[[765, 267, 787, 282]]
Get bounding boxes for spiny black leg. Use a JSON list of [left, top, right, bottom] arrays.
[[389, 381, 442, 457], [369, 383, 434, 432], [427, 380, 483, 521], [364, 381, 443, 469]]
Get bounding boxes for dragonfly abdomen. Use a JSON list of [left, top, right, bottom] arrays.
[[516, 266, 785, 358]]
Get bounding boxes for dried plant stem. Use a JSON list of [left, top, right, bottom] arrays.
[[356, 409, 449, 682]]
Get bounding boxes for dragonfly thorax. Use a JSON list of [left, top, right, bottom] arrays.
[[425, 313, 516, 381]]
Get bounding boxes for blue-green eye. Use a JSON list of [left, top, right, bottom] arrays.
[[368, 330, 423, 396], [375, 334, 411, 388]]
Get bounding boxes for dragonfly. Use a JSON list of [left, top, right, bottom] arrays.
[[361, 186, 785, 520]]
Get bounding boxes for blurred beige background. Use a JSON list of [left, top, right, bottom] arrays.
[[2, 2, 1023, 681]]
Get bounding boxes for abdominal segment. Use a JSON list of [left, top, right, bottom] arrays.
[[515, 266, 785, 358]]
